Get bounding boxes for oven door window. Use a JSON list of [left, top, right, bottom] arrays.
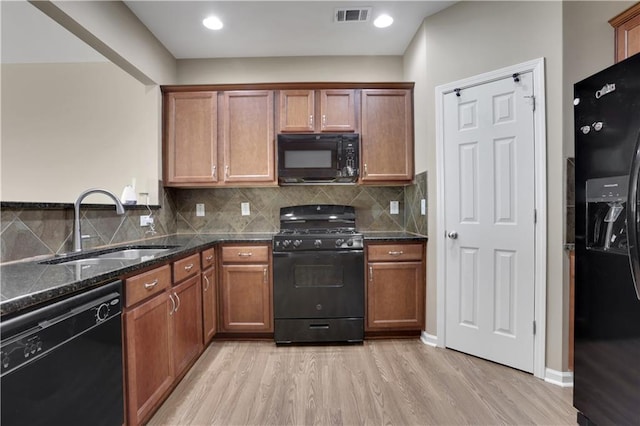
[[294, 263, 343, 287]]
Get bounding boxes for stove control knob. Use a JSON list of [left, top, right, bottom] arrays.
[[335, 239, 345, 247], [282, 240, 292, 248], [293, 240, 302, 248], [314, 239, 322, 248], [347, 239, 354, 247]]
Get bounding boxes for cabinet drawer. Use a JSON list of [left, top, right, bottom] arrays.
[[201, 247, 216, 269], [125, 265, 171, 307], [367, 243, 423, 262], [221, 245, 269, 263], [173, 253, 201, 283]]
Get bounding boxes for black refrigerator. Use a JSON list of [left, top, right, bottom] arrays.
[[574, 52, 640, 426]]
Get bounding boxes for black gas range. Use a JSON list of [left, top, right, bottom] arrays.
[[273, 205, 364, 344]]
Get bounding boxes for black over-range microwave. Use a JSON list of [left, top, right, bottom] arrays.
[[277, 133, 360, 184]]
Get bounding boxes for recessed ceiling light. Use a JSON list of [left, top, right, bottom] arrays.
[[203, 16, 223, 30], [374, 14, 393, 28]]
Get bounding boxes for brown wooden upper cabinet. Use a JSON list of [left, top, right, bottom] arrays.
[[360, 89, 414, 183], [164, 90, 275, 187], [278, 89, 356, 133], [164, 91, 217, 185], [221, 91, 275, 184], [610, 2, 640, 62]]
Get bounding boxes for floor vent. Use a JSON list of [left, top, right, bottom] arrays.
[[334, 7, 371, 23]]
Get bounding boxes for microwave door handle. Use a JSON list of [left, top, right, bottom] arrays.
[[626, 129, 640, 300]]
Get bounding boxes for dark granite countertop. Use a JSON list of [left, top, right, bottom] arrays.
[[0, 233, 273, 318], [1, 231, 427, 318], [362, 231, 428, 242]]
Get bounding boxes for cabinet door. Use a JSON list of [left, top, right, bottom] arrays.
[[320, 89, 356, 132], [366, 261, 424, 331], [360, 89, 413, 183], [279, 90, 315, 132], [124, 292, 174, 426], [610, 3, 640, 62], [165, 91, 218, 184], [220, 264, 272, 332], [221, 91, 275, 183], [172, 275, 203, 378], [202, 266, 217, 343]]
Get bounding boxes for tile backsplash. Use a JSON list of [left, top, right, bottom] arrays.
[[172, 171, 428, 235], [0, 189, 178, 263], [1, 173, 428, 263]]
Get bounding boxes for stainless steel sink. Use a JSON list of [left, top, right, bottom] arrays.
[[40, 246, 178, 265], [50, 258, 123, 266], [96, 248, 172, 260]]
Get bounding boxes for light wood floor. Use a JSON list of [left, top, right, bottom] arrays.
[[148, 340, 576, 425]]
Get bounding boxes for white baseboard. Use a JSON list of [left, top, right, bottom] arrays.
[[544, 368, 574, 387], [420, 331, 438, 347]]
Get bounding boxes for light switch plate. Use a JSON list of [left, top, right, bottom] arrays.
[[241, 202, 250, 216], [421, 199, 426, 215], [390, 201, 399, 215], [196, 203, 205, 217]]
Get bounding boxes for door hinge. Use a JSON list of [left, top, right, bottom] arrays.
[[533, 320, 537, 335], [525, 95, 535, 111]]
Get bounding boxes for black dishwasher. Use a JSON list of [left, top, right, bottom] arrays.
[[0, 280, 124, 426]]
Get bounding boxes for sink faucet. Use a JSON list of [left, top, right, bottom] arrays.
[[73, 188, 125, 252]]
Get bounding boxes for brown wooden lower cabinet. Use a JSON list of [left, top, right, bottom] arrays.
[[172, 274, 203, 377], [365, 242, 426, 333], [124, 290, 174, 426], [202, 265, 217, 344], [219, 244, 273, 333], [124, 255, 203, 425]]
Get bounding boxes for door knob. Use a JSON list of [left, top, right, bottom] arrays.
[[447, 231, 458, 239]]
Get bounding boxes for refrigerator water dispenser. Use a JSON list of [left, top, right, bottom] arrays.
[[586, 175, 628, 254]]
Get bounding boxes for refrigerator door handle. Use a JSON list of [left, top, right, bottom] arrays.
[[626, 129, 640, 300]]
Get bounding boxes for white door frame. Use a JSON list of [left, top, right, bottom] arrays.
[[435, 58, 547, 379]]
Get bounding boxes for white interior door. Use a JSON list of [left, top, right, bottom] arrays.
[[443, 72, 536, 373]]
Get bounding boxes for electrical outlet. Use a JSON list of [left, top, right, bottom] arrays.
[[241, 202, 250, 216], [390, 201, 399, 215], [421, 199, 426, 215], [196, 203, 205, 217], [140, 215, 154, 227]]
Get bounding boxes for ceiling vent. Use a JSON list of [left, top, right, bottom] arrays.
[[334, 7, 371, 23]]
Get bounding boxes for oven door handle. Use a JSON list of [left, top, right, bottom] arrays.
[[273, 250, 364, 257]]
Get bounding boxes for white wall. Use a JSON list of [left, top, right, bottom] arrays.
[[404, 0, 635, 372], [404, 0, 565, 369], [1, 62, 161, 204], [177, 56, 404, 84]]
